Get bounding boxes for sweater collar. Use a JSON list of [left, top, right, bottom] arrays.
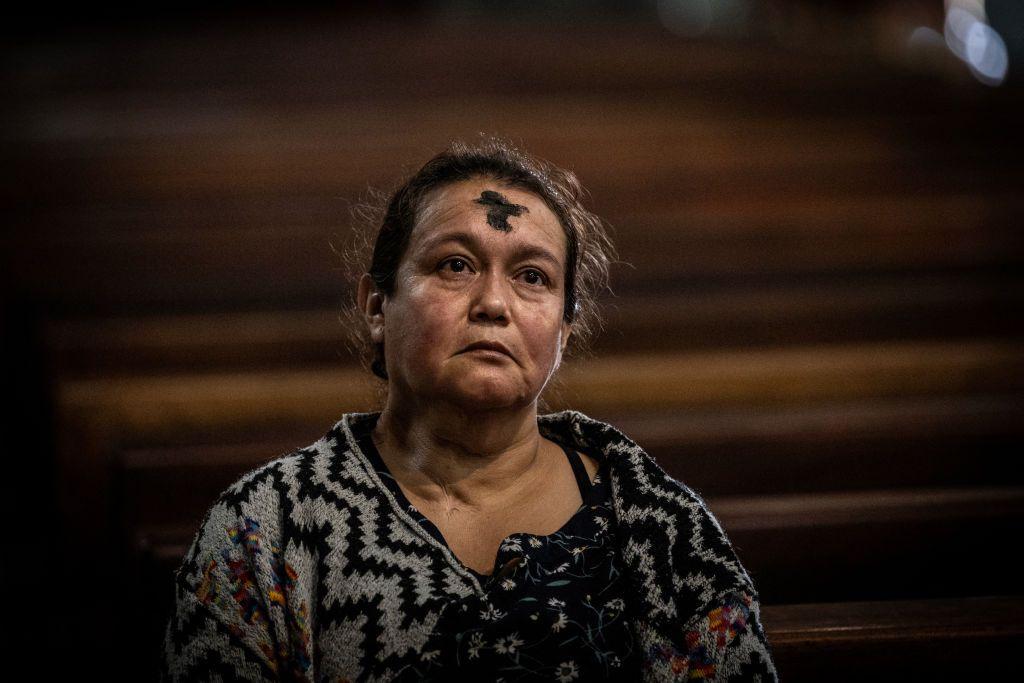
[[540, 410, 757, 630]]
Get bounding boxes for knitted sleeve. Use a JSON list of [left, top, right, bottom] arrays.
[[160, 467, 312, 682], [161, 576, 280, 682], [641, 591, 778, 681]]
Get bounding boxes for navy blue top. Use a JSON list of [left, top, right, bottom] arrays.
[[351, 413, 639, 680]]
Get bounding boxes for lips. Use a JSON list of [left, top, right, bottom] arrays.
[[461, 340, 513, 359]]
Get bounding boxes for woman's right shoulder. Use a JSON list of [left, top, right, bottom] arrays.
[[216, 433, 336, 504], [220, 417, 367, 507], [177, 423, 362, 571]]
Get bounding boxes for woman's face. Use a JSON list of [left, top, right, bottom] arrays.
[[366, 177, 571, 413]]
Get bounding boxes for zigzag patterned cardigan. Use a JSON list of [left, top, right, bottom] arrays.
[[162, 410, 778, 681]]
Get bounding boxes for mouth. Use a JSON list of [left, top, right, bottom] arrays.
[[461, 341, 514, 360]]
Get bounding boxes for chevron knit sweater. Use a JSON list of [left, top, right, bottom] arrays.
[[162, 410, 778, 681]]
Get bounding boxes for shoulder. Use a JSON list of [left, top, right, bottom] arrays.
[[539, 410, 696, 497], [538, 409, 639, 454], [175, 415, 369, 587], [216, 424, 343, 516], [613, 442, 755, 607], [547, 411, 758, 622], [219, 411, 386, 511]]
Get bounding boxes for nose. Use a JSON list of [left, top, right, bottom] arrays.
[[470, 272, 510, 323]]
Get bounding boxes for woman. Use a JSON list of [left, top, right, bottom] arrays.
[[162, 138, 777, 681]]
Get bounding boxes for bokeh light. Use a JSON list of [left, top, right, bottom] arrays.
[[944, 0, 1010, 85]]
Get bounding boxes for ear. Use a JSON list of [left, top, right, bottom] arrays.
[[357, 273, 387, 343], [560, 320, 572, 355]]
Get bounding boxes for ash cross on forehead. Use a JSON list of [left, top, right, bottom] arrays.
[[473, 190, 529, 233]]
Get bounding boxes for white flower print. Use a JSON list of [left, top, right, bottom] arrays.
[[610, 655, 622, 668], [552, 562, 570, 574], [479, 604, 505, 622], [501, 578, 516, 591], [500, 538, 522, 553], [593, 515, 608, 530], [528, 537, 543, 548], [551, 612, 568, 632], [605, 598, 625, 612], [467, 632, 485, 660], [494, 633, 524, 655], [548, 598, 566, 608], [420, 650, 439, 662], [555, 660, 579, 682], [571, 546, 587, 557]]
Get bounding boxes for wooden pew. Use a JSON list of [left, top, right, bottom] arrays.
[[764, 595, 1024, 681], [115, 393, 1024, 536], [58, 338, 1024, 562], [714, 487, 1024, 604], [41, 274, 1024, 376]]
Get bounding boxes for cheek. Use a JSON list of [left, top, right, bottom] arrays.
[[390, 293, 458, 357], [522, 310, 566, 364], [415, 305, 453, 349]]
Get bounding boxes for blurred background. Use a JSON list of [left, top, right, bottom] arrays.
[[3, 1, 1023, 679]]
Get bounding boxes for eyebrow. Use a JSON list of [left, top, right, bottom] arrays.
[[419, 231, 563, 270]]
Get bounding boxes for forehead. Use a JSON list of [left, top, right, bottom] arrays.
[[409, 179, 566, 261]]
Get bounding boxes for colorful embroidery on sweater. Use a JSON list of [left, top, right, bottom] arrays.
[[643, 592, 754, 679], [223, 519, 267, 626]]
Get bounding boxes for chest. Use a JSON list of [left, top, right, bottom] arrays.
[[408, 465, 584, 575], [309, 478, 635, 681], [370, 426, 600, 575]]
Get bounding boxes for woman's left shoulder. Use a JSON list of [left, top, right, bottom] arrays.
[[541, 410, 722, 519]]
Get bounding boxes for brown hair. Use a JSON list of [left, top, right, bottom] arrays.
[[339, 136, 616, 382]]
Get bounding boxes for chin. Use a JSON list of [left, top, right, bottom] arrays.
[[444, 373, 536, 412]]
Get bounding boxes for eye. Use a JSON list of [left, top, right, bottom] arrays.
[[517, 268, 548, 286], [438, 257, 472, 276]]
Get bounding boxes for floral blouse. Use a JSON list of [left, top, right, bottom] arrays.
[[351, 414, 640, 681]]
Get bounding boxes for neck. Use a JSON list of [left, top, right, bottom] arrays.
[[372, 394, 547, 511]]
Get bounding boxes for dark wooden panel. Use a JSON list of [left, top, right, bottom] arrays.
[[713, 487, 1024, 603], [115, 394, 1024, 537], [765, 596, 1024, 681], [616, 395, 1024, 496]]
